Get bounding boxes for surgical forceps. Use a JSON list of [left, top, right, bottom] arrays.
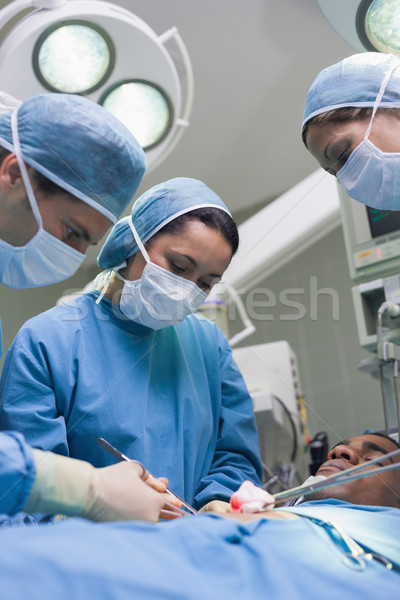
[[332, 521, 393, 571], [97, 437, 198, 515], [272, 447, 400, 505], [298, 515, 394, 571]]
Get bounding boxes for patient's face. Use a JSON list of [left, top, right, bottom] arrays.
[[308, 434, 400, 508]]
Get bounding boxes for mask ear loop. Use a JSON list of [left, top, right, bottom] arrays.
[[95, 261, 128, 305], [96, 218, 151, 306], [364, 62, 399, 140], [11, 109, 42, 229], [128, 216, 151, 263]]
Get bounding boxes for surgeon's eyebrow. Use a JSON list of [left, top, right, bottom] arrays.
[[69, 219, 96, 243]]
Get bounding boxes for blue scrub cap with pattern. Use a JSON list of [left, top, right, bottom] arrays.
[[0, 93, 146, 222], [302, 52, 400, 130], [97, 177, 231, 268]]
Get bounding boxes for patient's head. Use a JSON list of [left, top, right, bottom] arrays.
[[306, 433, 400, 508]]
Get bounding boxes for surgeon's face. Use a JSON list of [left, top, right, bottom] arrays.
[[36, 192, 111, 254], [126, 219, 233, 293], [308, 434, 400, 508], [305, 110, 400, 176], [0, 156, 111, 253]]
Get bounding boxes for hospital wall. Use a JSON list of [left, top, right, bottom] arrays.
[[230, 224, 383, 447], [0, 224, 383, 451]]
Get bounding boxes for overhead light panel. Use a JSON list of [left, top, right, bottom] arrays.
[[33, 21, 114, 94], [363, 0, 400, 56], [0, 0, 194, 172], [100, 80, 172, 150], [317, 0, 400, 58]]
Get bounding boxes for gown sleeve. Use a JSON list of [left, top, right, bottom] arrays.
[[0, 324, 69, 457], [193, 331, 263, 508], [0, 431, 36, 515]]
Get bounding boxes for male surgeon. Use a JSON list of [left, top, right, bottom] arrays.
[[0, 91, 170, 524]]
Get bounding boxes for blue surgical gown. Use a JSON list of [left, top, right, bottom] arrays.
[[0, 292, 262, 508], [0, 500, 398, 599], [0, 318, 36, 519], [0, 431, 36, 517]]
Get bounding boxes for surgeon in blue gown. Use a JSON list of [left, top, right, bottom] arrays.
[[0, 433, 398, 599], [0, 91, 173, 524], [0, 177, 262, 514], [302, 52, 400, 212]]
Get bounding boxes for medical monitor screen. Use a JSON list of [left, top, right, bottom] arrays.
[[367, 207, 400, 239]]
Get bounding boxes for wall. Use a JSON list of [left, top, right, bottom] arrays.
[[229, 224, 384, 451]]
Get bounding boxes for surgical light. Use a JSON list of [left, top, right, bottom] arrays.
[[33, 21, 114, 94], [0, 0, 194, 172], [317, 0, 400, 57], [100, 81, 172, 150], [363, 0, 400, 55]]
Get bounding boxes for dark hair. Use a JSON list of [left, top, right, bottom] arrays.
[[369, 431, 400, 450], [150, 207, 239, 257], [302, 107, 374, 148], [0, 146, 75, 199]]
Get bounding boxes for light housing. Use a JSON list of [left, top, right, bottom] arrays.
[[33, 20, 115, 94], [317, 0, 400, 58], [0, 0, 193, 172]]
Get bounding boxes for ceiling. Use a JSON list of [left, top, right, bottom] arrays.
[[0, 0, 357, 218]]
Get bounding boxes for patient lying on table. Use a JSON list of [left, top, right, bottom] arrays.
[[0, 432, 399, 600]]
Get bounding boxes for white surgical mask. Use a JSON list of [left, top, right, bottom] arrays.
[[116, 218, 207, 329], [0, 109, 85, 289], [337, 62, 400, 211]]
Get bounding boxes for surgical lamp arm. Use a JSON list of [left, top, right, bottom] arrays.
[[0, 0, 67, 31], [226, 284, 256, 347]]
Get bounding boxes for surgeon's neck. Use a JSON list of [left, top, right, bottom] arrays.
[[103, 272, 123, 305]]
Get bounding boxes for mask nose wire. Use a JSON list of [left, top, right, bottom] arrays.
[[11, 108, 42, 230], [364, 61, 399, 141]]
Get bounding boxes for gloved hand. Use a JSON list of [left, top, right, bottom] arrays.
[[230, 481, 275, 513], [199, 500, 232, 514], [23, 450, 167, 522], [82, 461, 167, 522]]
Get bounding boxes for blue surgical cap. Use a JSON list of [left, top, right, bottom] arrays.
[[98, 177, 231, 268], [302, 52, 400, 130], [0, 93, 146, 222]]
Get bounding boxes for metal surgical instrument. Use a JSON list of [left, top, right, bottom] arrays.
[[272, 447, 400, 505], [296, 515, 394, 571], [97, 437, 198, 515]]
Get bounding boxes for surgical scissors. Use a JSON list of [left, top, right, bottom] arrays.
[[97, 437, 198, 515], [273, 447, 400, 505]]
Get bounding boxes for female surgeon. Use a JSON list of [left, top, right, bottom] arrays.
[[0, 177, 263, 514], [301, 52, 400, 211], [0, 91, 174, 525]]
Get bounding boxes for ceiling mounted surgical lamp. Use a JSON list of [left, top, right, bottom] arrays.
[[0, 0, 194, 171], [317, 0, 400, 58]]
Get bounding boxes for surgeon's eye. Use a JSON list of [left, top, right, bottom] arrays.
[[170, 262, 186, 276], [65, 226, 81, 242], [198, 280, 211, 292], [332, 149, 351, 172]]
